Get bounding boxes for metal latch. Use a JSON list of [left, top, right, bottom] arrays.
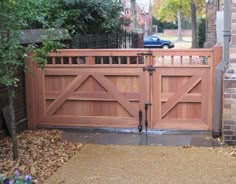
[[138, 110, 142, 133], [144, 103, 152, 133], [143, 65, 155, 75]]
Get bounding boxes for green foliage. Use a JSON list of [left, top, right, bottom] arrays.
[[0, 1, 25, 87], [197, 18, 206, 48], [0, 22, 28, 88], [0, 31, 26, 87], [33, 38, 64, 69], [48, 0, 124, 34], [0, 1, 64, 88], [155, 0, 205, 22], [0, 0, 125, 88], [157, 0, 191, 22], [13, 0, 125, 35], [12, 0, 51, 29], [152, 16, 177, 33]]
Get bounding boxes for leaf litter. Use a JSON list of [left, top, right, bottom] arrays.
[[0, 129, 82, 183]]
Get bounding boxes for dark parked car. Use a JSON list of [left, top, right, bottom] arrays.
[[144, 35, 175, 49]]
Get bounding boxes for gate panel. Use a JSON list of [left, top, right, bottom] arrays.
[[152, 67, 211, 130], [36, 66, 148, 128], [26, 47, 222, 130]]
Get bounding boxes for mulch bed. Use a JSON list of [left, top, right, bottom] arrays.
[[0, 129, 82, 183]]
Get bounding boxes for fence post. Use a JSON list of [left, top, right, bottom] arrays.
[[25, 53, 38, 129], [125, 32, 127, 48], [211, 45, 223, 130], [137, 33, 144, 48]]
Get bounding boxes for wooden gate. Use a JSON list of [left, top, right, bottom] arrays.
[[25, 47, 222, 131]]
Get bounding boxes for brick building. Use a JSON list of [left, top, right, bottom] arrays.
[[222, 0, 236, 145], [204, 0, 224, 47], [120, 0, 152, 34]]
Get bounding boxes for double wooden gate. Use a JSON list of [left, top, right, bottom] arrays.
[[25, 47, 222, 131]]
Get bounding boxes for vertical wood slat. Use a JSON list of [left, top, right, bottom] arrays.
[[180, 56, 183, 64], [210, 45, 223, 129], [25, 54, 37, 129], [61, 57, 63, 64], [101, 57, 104, 64], [109, 56, 112, 64], [52, 57, 56, 64], [118, 56, 121, 64], [201, 70, 209, 124], [89, 56, 95, 65], [189, 56, 193, 64], [69, 57, 72, 64], [77, 57, 80, 64], [36, 68, 45, 124], [85, 56, 90, 64], [171, 56, 174, 65], [152, 72, 161, 128], [127, 57, 130, 64]]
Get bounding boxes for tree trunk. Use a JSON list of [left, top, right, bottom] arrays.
[[8, 86, 18, 160], [177, 9, 183, 41], [131, 0, 137, 32], [191, 0, 198, 48]]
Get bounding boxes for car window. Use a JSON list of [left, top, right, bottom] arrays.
[[152, 37, 158, 41]]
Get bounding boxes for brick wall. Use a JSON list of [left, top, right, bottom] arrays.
[[205, 0, 223, 48], [0, 71, 27, 139], [231, 1, 236, 46], [223, 71, 236, 145], [222, 0, 236, 145]]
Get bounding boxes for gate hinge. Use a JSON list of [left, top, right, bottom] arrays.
[[143, 65, 155, 75]]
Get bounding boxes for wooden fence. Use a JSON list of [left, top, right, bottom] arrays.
[[25, 46, 222, 131], [0, 30, 27, 138], [0, 71, 27, 139]]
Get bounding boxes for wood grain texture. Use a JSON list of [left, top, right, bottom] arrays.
[[93, 74, 138, 118], [26, 47, 223, 130], [161, 75, 201, 117], [47, 74, 89, 115]]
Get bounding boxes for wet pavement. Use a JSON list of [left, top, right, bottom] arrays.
[[63, 129, 220, 147]]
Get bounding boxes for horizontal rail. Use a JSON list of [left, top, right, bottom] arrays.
[[48, 48, 213, 57], [46, 47, 218, 66]]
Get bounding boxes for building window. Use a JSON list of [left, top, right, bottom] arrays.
[[125, 9, 130, 15]]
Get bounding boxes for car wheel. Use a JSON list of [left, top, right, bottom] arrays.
[[162, 45, 169, 49]]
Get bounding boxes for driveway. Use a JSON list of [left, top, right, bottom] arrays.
[[46, 144, 236, 184]]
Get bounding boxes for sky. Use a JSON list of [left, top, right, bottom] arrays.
[[123, 0, 152, 13], [136, 0, 152, 13]]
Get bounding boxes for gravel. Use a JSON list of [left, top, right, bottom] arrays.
[[46, 144, 236, 184]]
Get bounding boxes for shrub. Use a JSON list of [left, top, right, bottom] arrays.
[[198, 18, 206, 48]]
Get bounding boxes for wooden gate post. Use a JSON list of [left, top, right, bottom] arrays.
[[211, 45, 223, 129], [25, 52, 38, 129]]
